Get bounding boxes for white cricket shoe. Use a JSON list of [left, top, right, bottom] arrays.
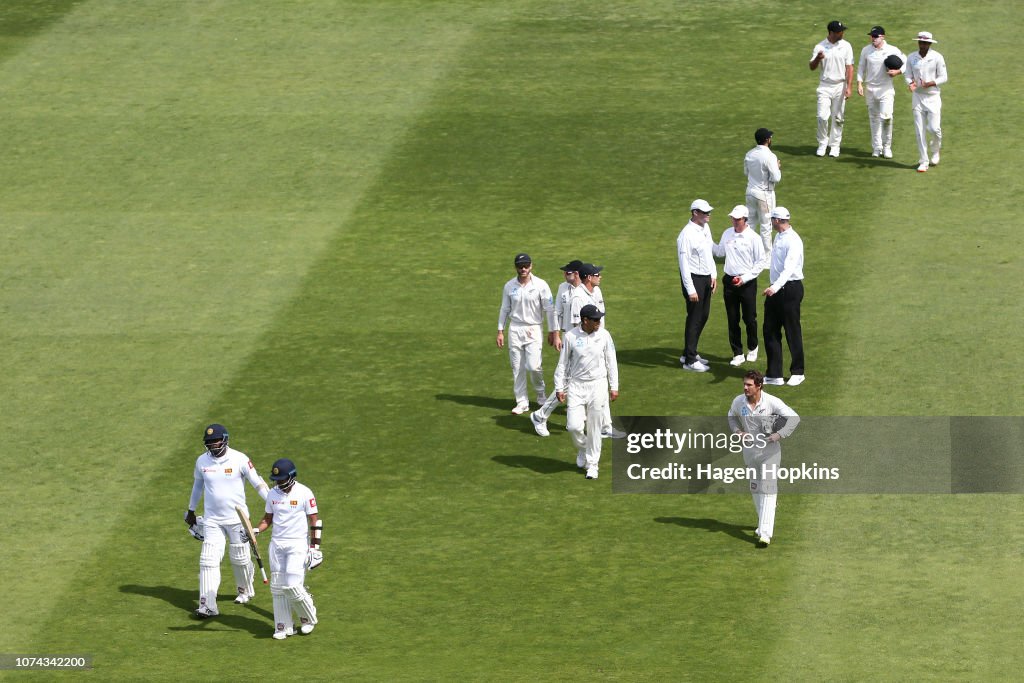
[[756, 536, 771, 548], [194, 606, 219, 619], [729, 354, 745, 367], [299, 624, 315, 635], [682, 362, 707, 372], [763, 377, 784, 386], [576, 450, 587, 469], [601, 427, 627, 439], [828, 147, 840, 157], [272, 627, 296, 640], [787, 374, 806, 386], [930, 151, 940, 166], [746, 346, 758, 362], [585, 466, 599, 480], [695, 354, 707, 364], [511, 401, 529, 415], [871, 149, 881, 157], [234, 594, 251, 605], [917, 162, 928, 173], [816, 144, 827, 157], [530, 412, 549, 437], [883, 147, 893, 159]]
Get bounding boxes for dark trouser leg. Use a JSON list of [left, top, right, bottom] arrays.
[[722, 276, 743, 356], [683, 274, 712, 363], [738, 278, 759, 352], [763, 291, 784, 378], [782, 281, 804, 374]]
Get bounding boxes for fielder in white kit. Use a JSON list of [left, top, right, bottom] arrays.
[[530, 259, 583, 437], [856, 26, 906, 158], [255, 457, 322, 640], [727, 371, 800, 547], [905, 31, 947, 173], [809, 20, 854, 157], [554, 304, 619, 479], [743, 127, 782, 254], [185, 423, 270, 618], [497, 253, 556, 415]]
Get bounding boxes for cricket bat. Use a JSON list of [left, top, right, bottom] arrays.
[[235, 505, 269, 584]]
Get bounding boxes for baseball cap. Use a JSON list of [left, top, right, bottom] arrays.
[[579, 304, 605, 320], [915, 31, 937, 43], [728, 205, 749, 219], [770, 207, 791, 220], [827, 20, 847, 32], [514, 253, 532, 265], [755, 127, 773, 144], [868, 25, 885, 37], [690, 199, 713, 213], [578, 263, 604, 277], [560, 259, 584, 272]]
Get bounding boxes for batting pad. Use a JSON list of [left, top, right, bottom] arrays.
[[759, 493, 778, 539], [270, 573, 293, 632], [228, 543, 254, 595], [285, 585, 318, 626]]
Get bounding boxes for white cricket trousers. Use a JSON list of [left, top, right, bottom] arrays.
[[816, 82, 847, 148], [743, 445, 781, 540], [508, 323, 545, 405], [912, 93, 942, 164], [565, 378, 608, 468], [745, 192, 775, 254], [269, 538, 316, 635], [865, 86, 895, 152]]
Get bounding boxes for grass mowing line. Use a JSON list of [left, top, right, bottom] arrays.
[[2, 1, 515, 656]]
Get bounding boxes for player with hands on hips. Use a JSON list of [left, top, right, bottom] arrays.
[[185, 423, 270, 618], [256, 458, 321, 640]]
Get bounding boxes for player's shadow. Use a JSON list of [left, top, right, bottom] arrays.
[[770, 143, 822, 158], [121, 584, 274, 637], [654, 517, 757, 545], [436, 393, 512, 411], [492, 413, 550, 434], [615, 347, 680, 368], [492, 454, 579, 474]]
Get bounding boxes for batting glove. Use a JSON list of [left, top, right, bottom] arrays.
[[306, 548, 323, 570]]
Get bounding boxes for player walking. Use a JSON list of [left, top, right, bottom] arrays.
[[185, 423, 270, 618], [554, 304, 619, 479], [256, 458, 322, 640], [727, 371, 800, 547]]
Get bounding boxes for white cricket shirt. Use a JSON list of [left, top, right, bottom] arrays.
[[189, 447, 266, 524], [857, 42, 905, 90], [554, 326, 619, 392], [497, 275, 556, 331], [266, 481, 318, 543], [743, 145, 782, 200], [811, 38, 854, 84], [569, 284, 606, 328]]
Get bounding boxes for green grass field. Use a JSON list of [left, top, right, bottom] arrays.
[[2, 0, 1022, 680]]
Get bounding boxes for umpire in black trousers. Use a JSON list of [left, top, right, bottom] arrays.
[[676, 199, 717, 371], [762, 207, 805, 386]]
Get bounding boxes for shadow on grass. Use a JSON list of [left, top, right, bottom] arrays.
[[493, 454, 578, 474], [773, 143, 918, 169], [436, 393, 513, 411], [121, 584, 274, 637], [615, 346, 680, 368], [653, 517, 757, 545]]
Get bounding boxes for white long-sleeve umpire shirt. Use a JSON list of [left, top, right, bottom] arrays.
[[554, 326, 619, 393], [743, 145, 782, 201], [769, 227, 804, 292], [677, 220, 717, 296], [497, 275, 556, 331], [713, 227, 767, 283]]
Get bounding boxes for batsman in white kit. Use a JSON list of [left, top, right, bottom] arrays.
[[255, 458, 323, 640], [727, 371, 799, 547], [185, 423, 270, 618]]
